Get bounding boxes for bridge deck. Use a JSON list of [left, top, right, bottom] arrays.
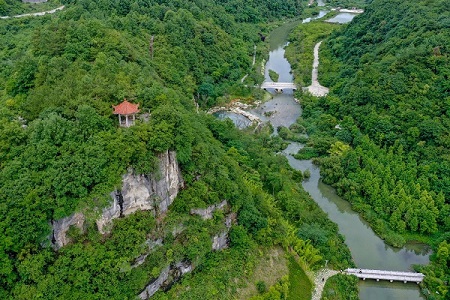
[[346, 268, 424, 283], [260, 82, 297, 90]]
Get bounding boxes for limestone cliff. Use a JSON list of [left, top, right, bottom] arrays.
[[51, 150, 183, 247], [51, 212, 85, 249], [97, 150, 184, 233]]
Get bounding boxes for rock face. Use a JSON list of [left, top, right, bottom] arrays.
[[212, 231, 229, 251], [212, 212, 236, 251], [131, 238, 163, 268], [51, 150, 183, 244], [51, 213, 85, 249], [190, 200, 228, 220], [138, 266, 170, 299], [97, 150, 184, 233], [138, 262, 193, 300]]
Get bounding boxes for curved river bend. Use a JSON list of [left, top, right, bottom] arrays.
[[219, 16, 430, 300]]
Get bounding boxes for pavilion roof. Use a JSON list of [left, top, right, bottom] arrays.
[[112, 99, 140, 115]]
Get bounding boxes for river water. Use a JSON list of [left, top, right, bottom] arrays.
[[326, 12, 358, 24], [219, 15, 430, 300]]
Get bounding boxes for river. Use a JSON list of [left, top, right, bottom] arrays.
[[219, 15, 430, 300]]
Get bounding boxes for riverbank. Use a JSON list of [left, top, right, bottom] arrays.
[[208, 100, 263, 127], [303, 41, 329, 97], [284, 21, 338, 88]]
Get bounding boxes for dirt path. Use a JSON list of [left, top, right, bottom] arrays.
[[312, 269, 339, 300], [1, 5, 64, 19], [241, 45, 257, 83], [305, 41, 329, 97]]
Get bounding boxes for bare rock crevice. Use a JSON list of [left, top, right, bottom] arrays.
[[50, 212, 85, 249], [138, 262, 193, 300], [190, 200, 228, 220], [212, 212, 236, 251]]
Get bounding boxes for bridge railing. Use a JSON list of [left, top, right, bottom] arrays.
[[345, 268, 425, 283], [260, 82, 297, 90]]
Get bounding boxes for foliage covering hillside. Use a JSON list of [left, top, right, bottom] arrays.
[[0, 0, 356, 299], [287, 0, 449, 297]]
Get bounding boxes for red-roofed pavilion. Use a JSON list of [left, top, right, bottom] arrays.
[[113, 99, 140, 127]]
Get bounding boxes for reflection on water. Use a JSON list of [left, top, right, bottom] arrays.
[[213, 111, 252, 129], [250, 94, 300, 129], [326, 12, 358, 24], [264, 45, 294, 83], [302, 10, 329, 24], [360, 280, 426, 300]]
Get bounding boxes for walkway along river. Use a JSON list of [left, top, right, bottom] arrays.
[[248, 17, 430, 300]]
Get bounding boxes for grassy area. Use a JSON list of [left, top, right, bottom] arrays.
[[285, 21, 339, 87], [321, 274, 359, 300], [287, 255, 312, 300], [236, 247, 289, 299], [268, 69, 280, 82]]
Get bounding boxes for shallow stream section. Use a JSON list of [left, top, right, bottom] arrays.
[[212, 111, 252, 129]]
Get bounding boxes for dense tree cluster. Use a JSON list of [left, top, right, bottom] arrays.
[[326, 0, 372, 9]]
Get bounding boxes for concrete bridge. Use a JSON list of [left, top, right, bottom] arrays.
[[260, 81, 297, 91], [345, 268, 424, 284]]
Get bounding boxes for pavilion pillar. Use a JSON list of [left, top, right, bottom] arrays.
[[118, 114, 122, 125], [125, 114, 129, 127]]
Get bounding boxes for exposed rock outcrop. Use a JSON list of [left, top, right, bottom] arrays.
[[97, 150, 184, 233], [51, 213, 85, 249], [50, 150, 184, 245], [138, 262, 193, 300], [138, 266, 170, 299], [190, 201, 234, 251], [190, 200, 228, 220], [131, 238, 164, 268], [212, 212, 236, 251], [212, 231, 229, 250]]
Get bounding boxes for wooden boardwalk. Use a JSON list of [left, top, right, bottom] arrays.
[[260, 82, 297, 90], [345, 268, 424, 283]]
